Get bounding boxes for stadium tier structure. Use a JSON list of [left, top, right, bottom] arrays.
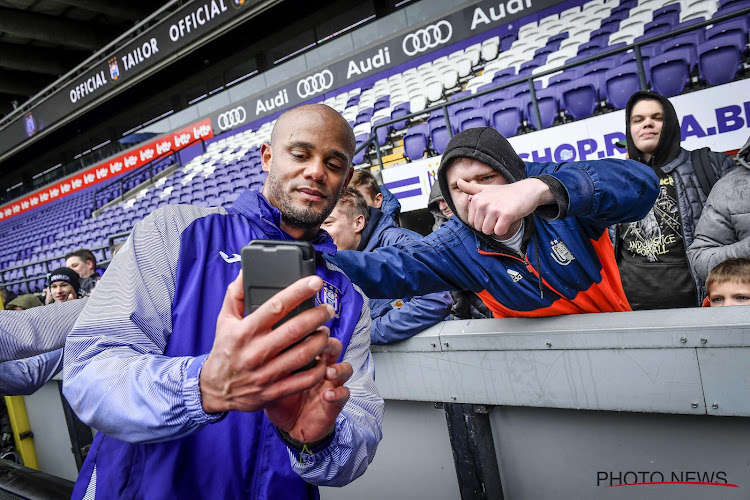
[[1, 0, 748, 295]]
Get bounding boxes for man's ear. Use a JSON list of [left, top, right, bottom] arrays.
[[354, 214, 366, 234], [260, 142, 272, 172], [374, 192, 383, 209]]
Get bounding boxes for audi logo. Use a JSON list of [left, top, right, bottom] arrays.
[[402, 20, 453, 57], [296, 70, 334, 98], [217, 106, 247, 131]]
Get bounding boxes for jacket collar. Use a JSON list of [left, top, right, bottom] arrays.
[[656, 148, 689, 175], [231, 189, 338, 255], [356, 207, 389, 251]]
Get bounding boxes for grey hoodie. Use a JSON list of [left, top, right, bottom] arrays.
[[688, 137, 750, 280]]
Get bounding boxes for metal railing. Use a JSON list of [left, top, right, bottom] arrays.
[[353, 6, 750, 168]]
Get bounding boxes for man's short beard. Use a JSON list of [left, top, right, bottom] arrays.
[[266, 171, 338, 230]]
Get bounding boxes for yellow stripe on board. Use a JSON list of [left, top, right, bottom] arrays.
[[3, 395, 39, 469]]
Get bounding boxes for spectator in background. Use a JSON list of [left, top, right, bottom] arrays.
[[688, 135, 750, 280], [704, 258, 750, 307], [349, 169, 401, 223], [427, 182, 491, 320], [0, 287, 17, 309], [0, 299, 87, 362], [330, 127, 658, 318], [44, 267, 80, 304], [65, 249, 101, 296], [0, 294, 64, 395], [613, 91, 736, 310], [5, 294, 43, 311], [322, 188, 451, 344]]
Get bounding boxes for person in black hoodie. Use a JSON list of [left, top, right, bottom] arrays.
[[329, 127, 658, 318], [613, 91, 736, 310]]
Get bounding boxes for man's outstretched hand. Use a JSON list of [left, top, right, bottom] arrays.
[[199, 272, 352, 443], [457, 178, 554, 237]]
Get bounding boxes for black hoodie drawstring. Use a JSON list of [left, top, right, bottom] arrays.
[[533, 233, 544, 299]]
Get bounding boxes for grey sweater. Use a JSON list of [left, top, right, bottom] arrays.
[[688, 137, 750, 280]]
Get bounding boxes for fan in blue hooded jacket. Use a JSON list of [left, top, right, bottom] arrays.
[[328, 127, 659, 318], [322, 187, 451, 344], [62, 104, 383, 499]]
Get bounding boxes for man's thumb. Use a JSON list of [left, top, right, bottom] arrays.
[[457, 178, 483, 194]]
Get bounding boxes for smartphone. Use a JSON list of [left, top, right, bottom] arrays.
[[241, 239, 317, 371]]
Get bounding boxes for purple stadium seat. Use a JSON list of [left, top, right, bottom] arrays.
[[430, 124, 453, 154], [706, 17, 750, 41], [715, 0, 750, 14], [662, 33, 702, 71], [499, 33, 516, 51], [650, 47, 692, 97], [373, 116, 391, 147], [355, 108, 374, 126], [403, 125, 429, 161], [549, 70, 576, 86], [606, 62, 648, 109], [374, 96, 390, 112], [455, 108, 489, 131], [428, 114, 458, 135], [449, 90, 472, 101], [653, 3, 680, 21], [560, 75, 599, 120], [492, 67, 516, 83], [391, 103, 410, 130], [479, 87, 510, 107], [644, 18, 673, 35], [488, 98, 524, 138], [526, 87, 559, 130], [448, 98, 477, 115], [548, 32, 569, 44], [698, 32, 746, 85]]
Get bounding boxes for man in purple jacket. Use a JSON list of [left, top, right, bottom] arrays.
[[63, 104, 383, 499]]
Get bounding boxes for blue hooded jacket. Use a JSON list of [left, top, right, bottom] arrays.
[[356, 207, 451, 344]]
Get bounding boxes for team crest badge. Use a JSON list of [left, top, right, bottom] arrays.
[[109, 57, 120, 81], [550, 239, 575, 266], [316, 281, 342, 317], [24, 113, 35, 137]]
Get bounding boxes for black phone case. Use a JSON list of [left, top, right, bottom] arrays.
[[241, 240, 317, 371]]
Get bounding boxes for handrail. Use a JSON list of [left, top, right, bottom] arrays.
[[0, 459, 74, 499], [354, 6, 750, 169]]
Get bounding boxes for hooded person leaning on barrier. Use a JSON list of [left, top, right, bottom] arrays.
[[688, 135, 750, 281], [328, 127, 659, 318], [612, 91, 737, 310]]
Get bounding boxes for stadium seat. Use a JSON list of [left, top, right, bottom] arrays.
[[706, 17, 750, 41], [715, 0, 750, 14], [605, 62, 647, 109], [560, 75, 599, 120], [526, 87, 559, 130], [403, 125, 429, 161], [650, 47, 693, 97], [698, 32, 746, 85], [455, 108, 489, 131], [662, 32, 702, 71], [488, 98, 524, 138]]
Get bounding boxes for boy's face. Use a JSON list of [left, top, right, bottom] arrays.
[[51, 281, 76, 302], [708, 281, 750, 307], [445, 158, 508, 225], [321, 205, 362, 251]]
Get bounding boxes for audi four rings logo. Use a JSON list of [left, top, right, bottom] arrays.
[[296, 70, 334, 98], [402, 20, 453, 56], [217, 106, 247, 130]]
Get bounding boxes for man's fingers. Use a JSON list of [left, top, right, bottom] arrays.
[[322, 385, 350, 406], [253, 326, 331, 377], [457, 178, 484, 195], [249, 276, 325, 330], [320, 338, 343, 365], [325, 361, 353, 384]]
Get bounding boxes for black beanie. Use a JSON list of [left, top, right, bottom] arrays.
[[437, 127, 526, 225], [48, 267, 81, 294], [625, 91, 681, 169]]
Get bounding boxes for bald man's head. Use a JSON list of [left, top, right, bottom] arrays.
[[260, 103, 357, 240], [270, 104, 356, 162]]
